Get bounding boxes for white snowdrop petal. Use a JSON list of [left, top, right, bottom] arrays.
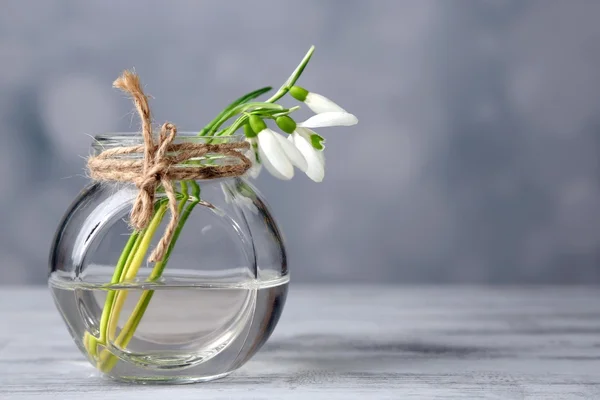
[[315, 148, 325, 166], [294, 126, 315, 138], [305, 92, 346, 114], [258, 129, 294, 180], [273, 130, 308, 172], [259, 144, 292, 180], [297, 127, 326, 173], [295, 126, 327, 162], [294, 127, 316, 147], [292, 131, 325, 182], [298, 112, 358, 128]]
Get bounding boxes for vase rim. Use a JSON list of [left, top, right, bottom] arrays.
[[92, 132, 245, 152], [94, 132, 245, 142], [91, 133, 247, 165]]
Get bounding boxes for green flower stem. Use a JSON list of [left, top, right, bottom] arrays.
[[121, 207, 168, 283], [99, 290, 155, 372], [87, 196, 171, 357], [93, 202, 168, 368], [148, 181, 199, 281], [108, 202, 168, 318], [118, 230, 146, 282], [110, 182, 198, 345], [84, 231, 141, 357], [269, 106, 301, 118], [98, 182, 201, 372], [115, 233, 142, 281]]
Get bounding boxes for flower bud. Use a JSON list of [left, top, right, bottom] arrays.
[[248, 115, 267, 134], [243, 122, 257, 138], [289, 86, 308, 102], [275, 116, 297, 134]]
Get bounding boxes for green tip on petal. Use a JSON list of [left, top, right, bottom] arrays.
[[243, 122, 257, 138], [289, 86, 308, 102], [310, 133, 325, 150], [275, 116, 297, 134], [249, 115, 267, 134]]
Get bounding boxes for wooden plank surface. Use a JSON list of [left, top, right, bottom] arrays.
[[1, 286, 600, 399]]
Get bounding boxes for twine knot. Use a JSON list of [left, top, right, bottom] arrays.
[[129, 122, 177, 231], [87, 71, 251, 262]]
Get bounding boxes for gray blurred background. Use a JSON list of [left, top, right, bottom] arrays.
[[2, 0, 600, 285]]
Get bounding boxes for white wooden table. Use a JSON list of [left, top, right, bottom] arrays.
[[1, 286, 600, 399]]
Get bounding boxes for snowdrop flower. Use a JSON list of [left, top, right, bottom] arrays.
[[275, 108, 355, 182], [289, 85, 358, 128], [288, 127, 325, 182], [247, 115, 307, 180], [243, 83, 357, 182], [275, 116, 325, 182], [289, 85, 347, 114]]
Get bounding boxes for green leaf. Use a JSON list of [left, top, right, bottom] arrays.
[[206, 102, 282, 135], [227, 87, 272, 110], [266, 45, 315, 103], [282, 46, 315, 91], [235, 102, 283, 113], [199, 86, 272, 136], [249, 106, 300, 118]]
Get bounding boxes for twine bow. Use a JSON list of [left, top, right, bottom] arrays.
[[87, 71, 251, 262]]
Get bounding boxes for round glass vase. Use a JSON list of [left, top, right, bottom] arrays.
[[48, 133, 288, 384]]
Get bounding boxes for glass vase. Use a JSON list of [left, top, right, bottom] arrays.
[[48, 133, 288, 384]]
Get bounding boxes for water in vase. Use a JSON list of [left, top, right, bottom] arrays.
[[49, 266, 288, 383]]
